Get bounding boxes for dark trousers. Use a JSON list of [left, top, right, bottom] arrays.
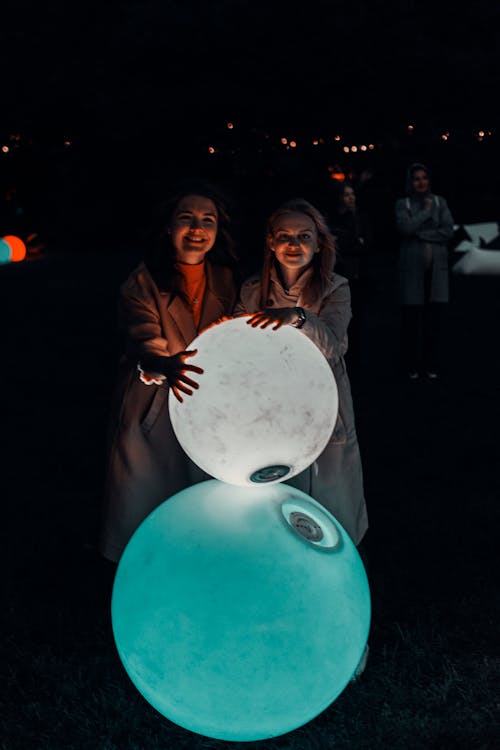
[[401, 301, 446, 373]]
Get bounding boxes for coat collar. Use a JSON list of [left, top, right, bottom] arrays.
[[165, 261, 229, 348]]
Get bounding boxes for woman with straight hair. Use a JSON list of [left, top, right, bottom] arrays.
[[234, 197, 368, 550]]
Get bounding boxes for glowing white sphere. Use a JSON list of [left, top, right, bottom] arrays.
[[169, 316, 338, 485], [112, 480, 371, 741]]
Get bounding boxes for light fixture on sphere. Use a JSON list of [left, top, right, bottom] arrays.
[[168, 315, 338, 486], [111, 479, 371, 742]]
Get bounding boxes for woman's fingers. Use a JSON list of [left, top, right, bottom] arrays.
[[179, 349, 204, 374], [182, 363, 204, 375], [171, 386, 184, 403], [177, 373, 200, 389]]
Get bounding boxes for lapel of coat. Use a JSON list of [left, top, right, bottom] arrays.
[[163, 263, 231, 349], [198, 262, 228, 332], [164, 294, 198, 349]]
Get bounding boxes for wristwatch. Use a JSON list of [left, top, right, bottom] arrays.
[[292, 307, 306, 329]]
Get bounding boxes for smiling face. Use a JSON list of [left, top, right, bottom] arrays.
[[170, 194, 219, 265], [269, 211, 320, 280]]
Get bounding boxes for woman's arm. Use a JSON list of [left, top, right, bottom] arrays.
[[119, 282, 203, 402], [395, 198, 434, 237], [300, 279, 351, 365], [245, 277, 352, 366], [416, 198, 455, 244]]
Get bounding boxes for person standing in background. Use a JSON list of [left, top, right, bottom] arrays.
[[395, 163, 455, 380], [330, 180, 375, 378]]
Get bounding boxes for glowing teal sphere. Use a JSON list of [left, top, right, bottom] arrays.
[[111, 480, 371, 741]]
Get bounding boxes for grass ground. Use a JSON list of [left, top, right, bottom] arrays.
[[1, 249, 499, 749]]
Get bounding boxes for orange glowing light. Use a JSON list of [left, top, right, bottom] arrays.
[[328, 164, 345, 181], [290, 141, 297, 148], [227, 122, 234, 129], [2, 235, 26, 262], [2, 146, 9, 153], [208, 146, 216, 154], [343, 146, 349, 153], [334, 135, 341, 141], [281, 138, 288, 145]]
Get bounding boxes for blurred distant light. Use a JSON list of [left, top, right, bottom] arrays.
[[368, 144, 375, 150], [312, 139, 319, 146], [227, 122, 234, 129], [328, 165, 345, 181], [360, 145, 367, 151], [0, 239, 10, 263], [1, 146, 9, 153], [281, 137, 288, 145], [343, 146, 349, 153], [350, 146, 358, 152], [0, 235, 27, 263], [208, 146, 216, 154], [441, 132, 449, 141], [407, 124, 414, 133], [334, 135, 341, 141], [290, 141, 297, 148]]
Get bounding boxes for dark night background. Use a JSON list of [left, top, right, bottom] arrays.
[[1, 2, 500, 749], [2, 0, 500, 253]]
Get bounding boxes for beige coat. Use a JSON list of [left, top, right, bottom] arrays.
[[234, 267, 368, 545], [100, 261, 238, 562]]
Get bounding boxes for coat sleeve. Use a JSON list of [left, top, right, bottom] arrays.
[[395, 198, 434, 237], [118, 275, 170, 360], [301, 277, 351, 366], [416, 197, 455, 244], [232, 275, 260, 315]]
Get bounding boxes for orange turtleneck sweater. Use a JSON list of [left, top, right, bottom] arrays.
[[176, 261, 207, 328]]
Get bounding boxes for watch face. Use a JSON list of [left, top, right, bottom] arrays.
[[295, 308, 305, 327]]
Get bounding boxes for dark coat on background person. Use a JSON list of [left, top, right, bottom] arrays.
[[331, 209, 374, 282], [100, 260, 238, 562], [395, 193, 455, 305], [234, 267, 368, 546]]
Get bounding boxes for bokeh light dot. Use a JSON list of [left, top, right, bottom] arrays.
[[3, 235, 26, 262]]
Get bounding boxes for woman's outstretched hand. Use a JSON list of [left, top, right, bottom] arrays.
[[138, 350, 204, 403], [246, 308, 299, 330]]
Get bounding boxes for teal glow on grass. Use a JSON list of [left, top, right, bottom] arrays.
[[112, 480, 371, 742]]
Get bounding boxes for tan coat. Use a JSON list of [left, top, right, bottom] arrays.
[[100, 261, 238, 562], [234, 268, 368, 545]]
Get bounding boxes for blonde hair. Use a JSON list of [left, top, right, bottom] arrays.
[[260, 198, 336, 308]]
